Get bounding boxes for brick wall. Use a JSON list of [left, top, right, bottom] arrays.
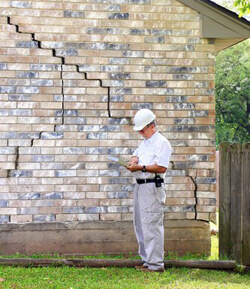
[[0, 0, 216, 254]]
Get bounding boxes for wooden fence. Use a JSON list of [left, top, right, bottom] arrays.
[[219, 142, 250, 265]]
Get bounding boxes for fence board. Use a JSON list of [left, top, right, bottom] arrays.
[[219, 142, 250, 265], [242, 143, 250, 266], [219, 142, 231, 258], [230, 143, 242, 263]]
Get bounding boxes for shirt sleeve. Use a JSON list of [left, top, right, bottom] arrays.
[[155, 140, 172, 168]]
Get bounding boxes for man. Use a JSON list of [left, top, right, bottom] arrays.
[[127, 108, 172, 273]]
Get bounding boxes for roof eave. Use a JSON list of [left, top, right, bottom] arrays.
[[178, 0, 250, 39]]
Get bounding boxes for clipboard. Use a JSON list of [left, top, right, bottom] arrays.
[[108, 155, 128, 167]]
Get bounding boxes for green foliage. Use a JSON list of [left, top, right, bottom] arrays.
[[234, 0, 250, 17], [215, 39, 250, 147]]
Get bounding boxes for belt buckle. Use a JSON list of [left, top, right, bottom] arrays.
[[143, 179, 147, 184]]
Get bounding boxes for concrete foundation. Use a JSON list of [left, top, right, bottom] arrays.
[[0, 220, 210, 256]]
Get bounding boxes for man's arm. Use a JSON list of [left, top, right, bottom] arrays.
[[127, 163, 167, 173]]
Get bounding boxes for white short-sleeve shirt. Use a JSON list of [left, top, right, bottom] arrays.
[[132, 130, 173, 179]]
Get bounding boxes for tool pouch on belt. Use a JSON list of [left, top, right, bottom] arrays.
[[154, 174, 166, 205], [154, 174, 163, 187]]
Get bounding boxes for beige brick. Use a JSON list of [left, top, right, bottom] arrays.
[[100, 213, 121, 221], [165, 198, 196, 206], [32, 110, 54, 117], [11, 215, 32, 223], [196, 170, 215, 177], [197, 205, 216, 213], [195, 162, 215, 169], [0, 100, 16, 109], [32, 124, 55, 131], [40, 102, 62, 109], [170, 155, 188, 162], [33, 140, 56, 147], [121, 213, 133, 221], [86, 191, 108, 199], [100, 140, 123, 147], [41, 147, 62, 154], [56, 214, 77, 222], [167, 111, 188, 117], [55, 140, 78, 147], [195, 118, 215, 125], [197, 213, 210, 221], [85, 163, 107, 170], [0, 170, 8, 178], [77, 140, 101, 147], [121, 199, 133, 206], [77, 199, 99, 207], [77, 185, 99, 192], [64, 192, 86, 199], [86, 72, 109, 80], [18, 178, 40, 186], [0, 208, 17, 214], [64, 177, 87, 185], [55, 200, 77, 207], [199, 184, 216, 192], [164, 213, 186, 220], [0, 116, 17, 124], [55, 185, 76, 192], [41, 178, 63, 185], [9, 124, 31, 131], [18, 163, 40, 170], [85, 103, 108, 110], [33, 170, 55, 177], [63, 132, 86, 140], [186, 212, 196, 219], [39, 207, 62, 214], [29, 185, 54, 192], [167, 191, 194, 198], [40, 87, 62, 94], [100, 200, 121, 206]]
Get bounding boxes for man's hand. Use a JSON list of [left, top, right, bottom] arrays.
[[127, 156, 140, 172], [129, 156, 139, 165], [127, 163, 142, 172]]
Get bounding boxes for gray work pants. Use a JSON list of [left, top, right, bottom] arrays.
[[133, 182, 166, 270]]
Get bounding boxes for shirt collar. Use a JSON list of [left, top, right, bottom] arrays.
[[145, 130, 158, 144]]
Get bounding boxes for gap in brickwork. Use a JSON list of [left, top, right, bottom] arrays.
[[170, 161, 199, 220], [5, 15, 112, 176], [189, 174, 198, 220]]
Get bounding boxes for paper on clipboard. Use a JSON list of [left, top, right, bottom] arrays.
[[108, 155, 128, 167]]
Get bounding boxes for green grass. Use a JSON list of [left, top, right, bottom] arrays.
[[0, 236, 249, 289], [0, 264, 249, 289]]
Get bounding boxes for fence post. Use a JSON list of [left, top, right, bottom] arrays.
[[242, 143, 250, 266], [219, 142, 231, 259]]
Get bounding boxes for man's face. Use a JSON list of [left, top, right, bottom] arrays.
[[139, 123, 153, 138]]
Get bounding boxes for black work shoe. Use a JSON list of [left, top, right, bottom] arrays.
[[135, 265, 148, 270], [139, 267, 165, 273]]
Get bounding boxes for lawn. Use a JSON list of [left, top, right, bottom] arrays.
[[0, 236, 249, 289]]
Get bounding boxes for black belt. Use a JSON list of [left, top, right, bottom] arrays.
[[136, 178, 164, 185]]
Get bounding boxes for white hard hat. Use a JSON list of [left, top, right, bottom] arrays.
[[133, 109, 156, 131]]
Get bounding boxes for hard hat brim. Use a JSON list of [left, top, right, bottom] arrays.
[[133, 125, 145, 131]]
